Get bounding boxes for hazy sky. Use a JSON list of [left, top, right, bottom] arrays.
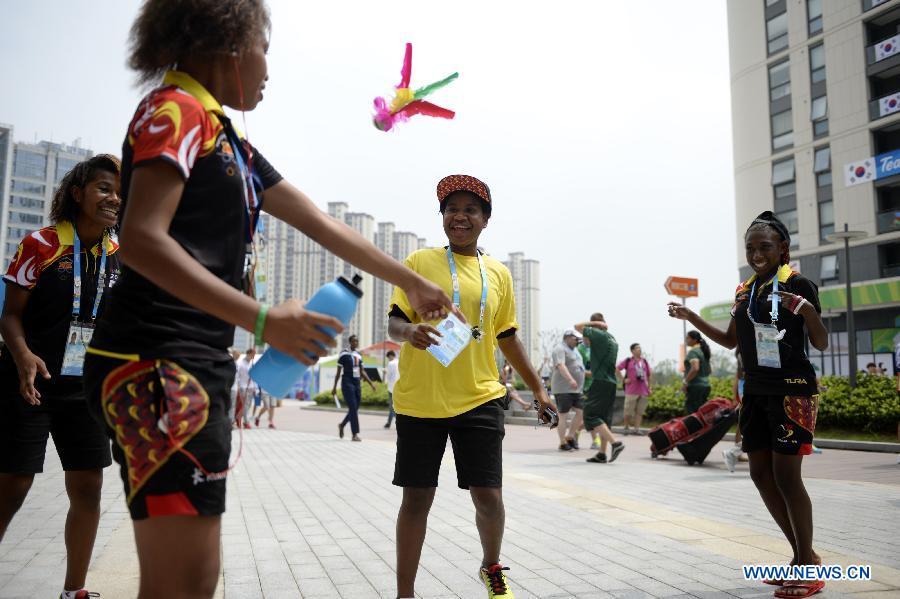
[[1, 1, 738, 364]]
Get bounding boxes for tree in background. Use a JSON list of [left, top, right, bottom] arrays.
[[710, 349, 737, 378], [538, 328, 564, 373], [651, 358, 680, 387]]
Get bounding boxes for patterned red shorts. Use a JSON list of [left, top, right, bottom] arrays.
[[84, 353, 234, 519], [739, 393, 818, 456]]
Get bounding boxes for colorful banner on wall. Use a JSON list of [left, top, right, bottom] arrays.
[[878, 92, 900, 117], [844, 157, 876, 187], [843, 148, 900, 187], [875, 35, 900, 62]]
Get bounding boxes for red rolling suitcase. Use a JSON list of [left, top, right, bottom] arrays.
[[648, 398, 735, 458]]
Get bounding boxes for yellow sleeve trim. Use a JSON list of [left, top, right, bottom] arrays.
[[85, 346, 141, 362]]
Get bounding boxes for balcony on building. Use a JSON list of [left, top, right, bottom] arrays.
[[868, 67, 900, 119], [865, 6, 900, 76]]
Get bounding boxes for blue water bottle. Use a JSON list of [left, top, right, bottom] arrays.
[[251, 274, 363, 398]]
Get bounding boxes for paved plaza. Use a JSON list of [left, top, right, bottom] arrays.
[[2, 403, 899, 599]]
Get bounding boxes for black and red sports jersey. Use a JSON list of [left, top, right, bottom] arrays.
[[1, 222, 120, 378], [91, 71, 282, 362], [732, 265, 821, 397]]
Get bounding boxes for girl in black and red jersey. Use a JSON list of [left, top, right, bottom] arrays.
[[0, 155, 121, 599], [668, 212, 828, 599], [80, 1, 453, 597]]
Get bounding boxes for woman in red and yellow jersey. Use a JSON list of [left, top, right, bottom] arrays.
[[80, 1, 453, 597], [0, 154, 121, 599]]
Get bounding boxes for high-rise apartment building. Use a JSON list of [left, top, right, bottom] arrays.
[[718, 0, 900, 375], [504, 252, 541, 366], [372, 224, 427, 346], [343, 211, 375, 347], [0, 124, 92, 265]]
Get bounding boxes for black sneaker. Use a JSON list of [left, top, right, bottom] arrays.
[[586, 452, 607, 463], [567, 437, 579, 450], [558, 443, 573, 451], [609, 441, 625, 463]]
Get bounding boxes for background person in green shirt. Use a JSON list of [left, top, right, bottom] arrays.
[[575, 313, 625, 464], [682, 330, 712, 413]]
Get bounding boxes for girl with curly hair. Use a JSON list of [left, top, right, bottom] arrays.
[[0, 154, 121, 599], [81, 1, 453, 596], [668, 211, 829, 598]]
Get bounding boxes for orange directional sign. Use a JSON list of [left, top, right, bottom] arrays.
[[665, 276, 699, 298]]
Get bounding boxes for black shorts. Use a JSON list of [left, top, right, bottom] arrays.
[[740, 393, 818, 456], [0, 377, 112, 474], [83, 353, 235, 520], [554, 393, 584, 413], [583, 381, 616, 430], [393, 397, 505, 489]]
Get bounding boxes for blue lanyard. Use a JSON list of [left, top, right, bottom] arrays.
[[446, 247, 488, 335], [72, 232, 108, 320], [221, 120, 260, 245], [748, 274, 780, 325]]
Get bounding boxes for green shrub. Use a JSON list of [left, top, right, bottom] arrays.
[[645, 376, 735, 421], [314, 381, 390, 407], [817, 374, 899, 433], [645, 373, 899, 433]]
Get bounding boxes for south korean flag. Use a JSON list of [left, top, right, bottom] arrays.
[[844, 159, 875, 187]]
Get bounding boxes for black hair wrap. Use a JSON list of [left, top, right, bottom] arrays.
[[748, 211, 790, 244]]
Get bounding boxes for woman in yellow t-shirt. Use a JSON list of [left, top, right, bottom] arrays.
[[387, 175, 555, 599]]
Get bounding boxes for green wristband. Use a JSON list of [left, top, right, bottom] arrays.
[[255, 303, 270, 347]]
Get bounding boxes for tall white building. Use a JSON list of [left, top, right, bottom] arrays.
[[504, 252, 541, 366], [372, 224, 427, 345], [713, 0, 900, 375], [343, 211, 375, 347], [0, 124, 93, 265], [373, 222, 396, 346], [261, 213, 300, 306]]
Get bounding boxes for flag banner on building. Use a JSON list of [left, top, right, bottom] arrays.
[[844, 158, 875, 187], [875, 35, 900, 62], [879, 92, 900, 117], [877, 149, 900, 180]]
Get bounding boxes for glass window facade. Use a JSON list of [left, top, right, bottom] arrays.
[[811, 95, 828, 137], [7, 211, 44, 225], [10, 196, 45, 210], [767, 12, 789, 54], [819, 200, 834, 240], [13, 150, 47, 179], [772, 109, 793, 150], [769, 61, 791, 101], [810, 43, 826, 83], [808, 0, 823, 35], [10, 180, 45, 195], [55, 156, 80, 184], [820, 254, 838, 280], [814, 147, 830, 173], [773, 157, 796, 200]]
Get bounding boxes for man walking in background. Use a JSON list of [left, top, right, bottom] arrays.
[[576, 314, 625, 464], [551, 330, 586, 451], [333, 334, 376, 442], [617, 343, 652, 435]]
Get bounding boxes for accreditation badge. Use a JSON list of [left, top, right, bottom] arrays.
[[60, 321, 94, 377], [753, 322, 782, 369]]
